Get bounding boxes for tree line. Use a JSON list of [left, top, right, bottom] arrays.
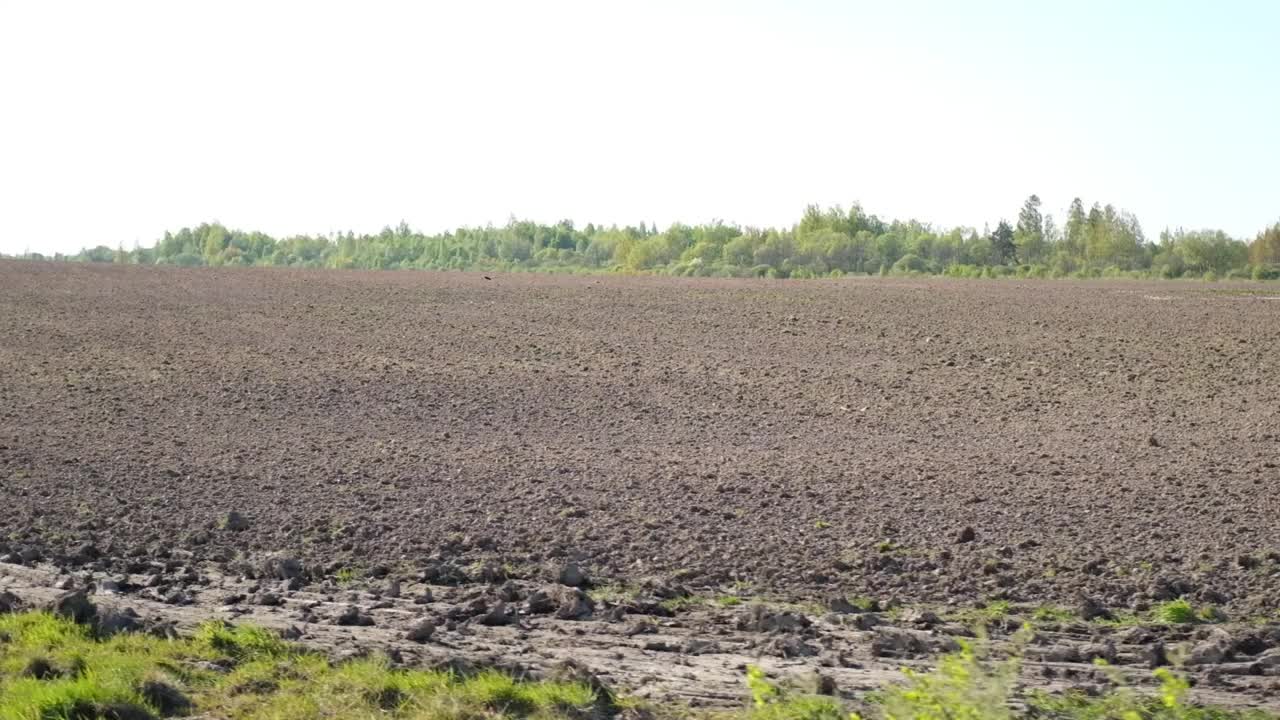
[[15, 197, 1280, 280]]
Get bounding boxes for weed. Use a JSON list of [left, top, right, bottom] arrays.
[[876, 631, 1024, 720], [587, 584, 641, 604], [745, 665, 845, 720], [946, 599, 1014, 627], [659, 595, 703, 613], [747, 665, 781, 707], [334, 567, 362, 586], [3, 608, 1271, 720], [1031, 605, 1075, 623], [813, 520, 832, 530], [1027, 663, 1273, 719], [1153, 598, 1197, 625], [985, 600, 1011, 619]]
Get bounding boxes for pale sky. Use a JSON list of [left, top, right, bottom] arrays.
[[1, 0, 1277, 255]]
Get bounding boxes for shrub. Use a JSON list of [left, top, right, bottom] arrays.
[[891, 254, 928, 275]]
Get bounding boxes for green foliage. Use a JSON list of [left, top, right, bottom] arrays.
[[335, 567, 363, 586], [745, 665, 846, 720], [944, 600, 1014, 628], [869, 630, 1273, 720], [850, 597, 879, 612], [990, 221, 1017, 266], [659, 595, 702, 613], [194, 619, 291, 659], [2, 610, 1273, 720], [0, 611, 601, 720], [1028, 665, 1274, 719], [876, 635, 1020, 720], [0, 612, 187, 720], [23, 200, 1270, 280], [747, 665, 781, 707], [1014, 195, 1047, 264], [981, 601, 1012, 622], [1030, 605, 1076, 623], [1152, 599, 1198, 625], [1249, 223, 1280, 266], [890, 254, 929, 275]]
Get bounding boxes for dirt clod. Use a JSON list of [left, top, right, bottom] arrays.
[[558, 563, 588, 588], [258, 555, 304, 582], [553, 587, 595, 620], [406, 618, 436, 643], [49, 590, 96, 624], [334, 605, 375, 627], [221, 511, 250, 532]]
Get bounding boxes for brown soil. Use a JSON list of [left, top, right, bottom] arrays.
[[2, 262, 1279, 707]]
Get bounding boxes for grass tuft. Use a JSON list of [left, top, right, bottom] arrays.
[[0, 610, 603, 720], [2, 608, 1274, 720], [1153, 598, 1198, 625]]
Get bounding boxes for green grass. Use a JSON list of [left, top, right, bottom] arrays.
[[867, 628, 1274, 720], [849, 597, 879, 612], [944, 599, 1014, 627], [1030, 605, 1076, 623], [1028, 666, 1276, 719], [745, 665, 844, 720], [586, 584, 641, 605], [1153, 599, 1199, 625], [658, 596, 704, 613], [0, 611, 602, 720], [740, 635, 1278, 720], [984, 600, 1011, 619], [2, 610, 1276, 720]]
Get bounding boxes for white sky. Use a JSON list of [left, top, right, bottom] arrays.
[[1, 0, 1277, 254]]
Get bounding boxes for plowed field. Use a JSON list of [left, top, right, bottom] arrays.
[[2, 262, 1279, 617]]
